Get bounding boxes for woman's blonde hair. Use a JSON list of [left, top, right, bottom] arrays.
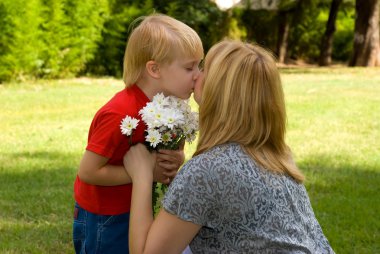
[[194, 40, 304, 183], [123, 14, 204, 86]]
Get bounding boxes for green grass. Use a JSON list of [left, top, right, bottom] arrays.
[[282, 67, 380, 253], [1, 68, 379, 253]]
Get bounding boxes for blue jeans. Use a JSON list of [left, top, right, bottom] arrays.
[[73, 203, 130, 254]]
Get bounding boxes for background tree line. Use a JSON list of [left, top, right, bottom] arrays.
[[0, 0, 379, 83]]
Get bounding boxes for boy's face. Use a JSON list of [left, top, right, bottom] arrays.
[[158, 57, 202, 99]]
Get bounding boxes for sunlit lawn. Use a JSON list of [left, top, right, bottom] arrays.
[[0, 68, 379, 253]]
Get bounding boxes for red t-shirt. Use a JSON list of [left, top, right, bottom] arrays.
[[74, 84, 150, 215]]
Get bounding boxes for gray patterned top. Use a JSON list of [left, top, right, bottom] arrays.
[[162, 143, 335, 254]]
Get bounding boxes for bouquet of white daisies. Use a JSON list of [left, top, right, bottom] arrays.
[[120, 93, 198, 149], [120, 93, 198, 212]]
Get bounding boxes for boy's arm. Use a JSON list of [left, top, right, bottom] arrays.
[[78, 150, 132, 186], [157, 150, 184, 177]]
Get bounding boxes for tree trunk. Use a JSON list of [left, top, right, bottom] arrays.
[[319, 0, 343, 66], [349, 0, 380, 66], [276, 10, 290, 63]]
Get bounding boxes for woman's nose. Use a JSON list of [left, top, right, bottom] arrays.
[[193, 69, 203, 80]]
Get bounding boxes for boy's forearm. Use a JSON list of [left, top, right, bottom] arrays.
[[78, 150, 133, 186], [96, 164, 133, 185], [79, 164, 132, 186]]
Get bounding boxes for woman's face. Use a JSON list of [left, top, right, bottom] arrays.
[[193, 71, 204, 104]]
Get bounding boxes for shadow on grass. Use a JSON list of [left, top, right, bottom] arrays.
[[0, 220, 72, 253], [0, 150, 78, 253], [1, 150, 78, 214], [297, 154, 380, 254]]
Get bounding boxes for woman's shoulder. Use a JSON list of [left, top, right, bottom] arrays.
[[181, 143, 250, 176], [187, 142, 239, 162], [195, 142, 243, 158]]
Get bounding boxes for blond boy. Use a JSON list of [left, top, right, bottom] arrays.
[[73, 14, 203, 253]]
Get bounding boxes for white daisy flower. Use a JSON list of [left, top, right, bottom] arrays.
[[139, 103, 155, 120], [120, 116, 139, 136], [163, 108, 182, 129], [161, 131, 173, 143], [146, 129, 162, 148], [152, 93, 170, 106]]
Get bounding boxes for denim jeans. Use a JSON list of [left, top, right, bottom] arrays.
[[73, 203, 130, 254]]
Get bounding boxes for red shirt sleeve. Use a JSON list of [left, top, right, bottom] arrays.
[[86, 111, 124, 158]]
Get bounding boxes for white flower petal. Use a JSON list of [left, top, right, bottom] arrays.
[[120, 116, 139, 136]]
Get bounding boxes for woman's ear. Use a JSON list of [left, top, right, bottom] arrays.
[[146, 60, 160, 79]]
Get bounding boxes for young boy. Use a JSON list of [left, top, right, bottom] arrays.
[[73, 14, 203, 253]]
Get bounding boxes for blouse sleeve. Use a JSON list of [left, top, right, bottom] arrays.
[[162, 155, 224, 228]]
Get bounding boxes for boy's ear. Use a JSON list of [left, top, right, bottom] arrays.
[[146, 60, 160, 79]]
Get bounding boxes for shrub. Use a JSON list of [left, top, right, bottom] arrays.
[[0, 0, 108, 82]]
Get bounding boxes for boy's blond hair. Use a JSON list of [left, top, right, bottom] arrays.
[[195, 40, 304, 183], [123, 14, 204, 86]]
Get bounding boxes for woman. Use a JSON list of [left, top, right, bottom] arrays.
[[123, 40, 335, 253]]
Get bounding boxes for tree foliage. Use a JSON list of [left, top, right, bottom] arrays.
[[0, 0, 366, 82], [0, 0, 108, 82], [0, 0, 43, 81], [85, 0, 149, 77]]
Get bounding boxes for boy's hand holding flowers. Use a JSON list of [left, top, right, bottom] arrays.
[[122, 146, 184, 185], [155, 145, 185, 184]]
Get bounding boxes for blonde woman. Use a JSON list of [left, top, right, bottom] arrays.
[[124, 40, 335, 254]]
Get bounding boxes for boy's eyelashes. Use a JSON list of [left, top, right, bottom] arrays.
[[185, 66, 203, 72], [184, 66, 198, 71], [184, 60, 203, 71]]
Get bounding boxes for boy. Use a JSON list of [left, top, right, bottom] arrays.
[[73, 14, 203, 253]]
